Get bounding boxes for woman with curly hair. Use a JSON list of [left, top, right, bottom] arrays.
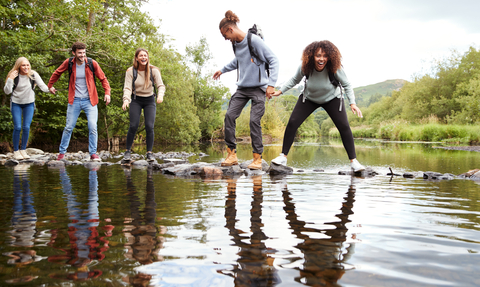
[[271, 41, 365, 172], [4, 57, 51, 160]]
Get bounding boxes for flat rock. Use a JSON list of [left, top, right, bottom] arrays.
[[152, 162, 175, 170], [338, 167, 378, 177], [164, 158, 189, 165]]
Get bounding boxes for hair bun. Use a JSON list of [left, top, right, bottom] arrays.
[[225, 10, 239, 22]]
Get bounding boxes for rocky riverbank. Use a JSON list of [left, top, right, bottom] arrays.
[[2, 148, 480, 181]]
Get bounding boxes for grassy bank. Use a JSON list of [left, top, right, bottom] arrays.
[[329, 121, 480, 144]]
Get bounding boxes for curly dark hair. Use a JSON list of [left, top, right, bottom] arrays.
[[71, 42, 86, 52], [219, 10, 239, 30], [301, 40, 342, 77]]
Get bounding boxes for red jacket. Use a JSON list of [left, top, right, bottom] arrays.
[[48, 58, 111, 106]]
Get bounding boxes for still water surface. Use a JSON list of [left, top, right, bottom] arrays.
[[0, 140, 479, 286]]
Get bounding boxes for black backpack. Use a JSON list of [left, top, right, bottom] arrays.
[[132, 66, 157, 98], [67, 57, 96, 87], [232, 24, 270, 82], [12, 74, 36, 91]]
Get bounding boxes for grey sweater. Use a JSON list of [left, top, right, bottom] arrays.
[[4, 71, 49, 104], [280, 65, 356, 105], [221, 34, 279, 90]]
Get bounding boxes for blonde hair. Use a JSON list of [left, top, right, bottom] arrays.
[[6, 57, 34, 82]]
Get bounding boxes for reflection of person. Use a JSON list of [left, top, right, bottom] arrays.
[[48, 168, 113, 280], [48, 41, 111, 162], [281, 178, 357, 285], [213, 10, 279, 170], [4, 57, 52, 160], [123, 169, 165, 285], [122, 48, 165, 162], [220, 176, 280, 285], [9, 165, 37, 247], [271, 41, 365, 172]]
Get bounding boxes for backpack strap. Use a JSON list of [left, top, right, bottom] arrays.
[[150, 67, 157, 97], [302, 71, 343, 110], [132, 66, 157, 100], [132, 66, 138, 100], [68, 57, 96, 88], [12, 75, 35, 92], [232, 43, 239, 82], [247, 31, 270, 82]]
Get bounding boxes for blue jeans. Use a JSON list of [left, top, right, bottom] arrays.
[[59, 98, 98, 155], [11, 102, 35, 151]]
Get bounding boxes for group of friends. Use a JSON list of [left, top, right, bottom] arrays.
[[4, 10, 365, 172]]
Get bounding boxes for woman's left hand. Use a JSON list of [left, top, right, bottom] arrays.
[[350, 104, 363, 118]]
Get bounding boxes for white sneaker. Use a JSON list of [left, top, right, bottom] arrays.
[[13, 151, 24, 160], [351, 159, 365, 172], [272, 153, 287, 166], [20, 150, 30, 160]]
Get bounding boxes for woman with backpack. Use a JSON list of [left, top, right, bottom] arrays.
[[271, 40, 366, 172], [122, 48, 165, 162], [4, 57, 51, 160]]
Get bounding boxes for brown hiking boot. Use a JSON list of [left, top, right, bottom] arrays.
[[247, 153, 262, 170], [221, 148, 238, 166]]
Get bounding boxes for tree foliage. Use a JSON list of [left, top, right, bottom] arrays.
[[363, 46, 480, 126], [0, 0, 224, 148]]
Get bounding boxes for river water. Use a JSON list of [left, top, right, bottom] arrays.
[[0, 139, 479, 286]]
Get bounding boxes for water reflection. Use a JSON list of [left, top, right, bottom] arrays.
[[48, 167, 113, 280], [280, 177, 356, 286], [122, 168, 165, 286], [8, 165, 37, 248], [3, 165, 42, 284], [221, 175, 281, 286]]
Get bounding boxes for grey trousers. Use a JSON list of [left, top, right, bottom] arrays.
[[224, 87, 266, 154]]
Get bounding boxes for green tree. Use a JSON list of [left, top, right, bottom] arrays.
[[185, 37, 229, 140]]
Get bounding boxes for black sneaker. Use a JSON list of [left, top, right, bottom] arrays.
[[146, 152, 154, 162], [124, 150, 131, 161]]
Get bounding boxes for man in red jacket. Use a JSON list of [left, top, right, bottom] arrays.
[[48, 42, 111, 161]]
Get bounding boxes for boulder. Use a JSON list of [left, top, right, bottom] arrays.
[[5, 159, 19, 167], [198, 166, 223, 177], [220, 165, 244, 176], [26, 148, 44, 155], [338, 167, 378, 177], [267, 163, 293, 176]]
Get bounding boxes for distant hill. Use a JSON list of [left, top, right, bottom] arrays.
[[354, 79, 406, 107]]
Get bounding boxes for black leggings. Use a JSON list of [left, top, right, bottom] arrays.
[[282, 96, 357, 160], [126, 95, 156, 152]]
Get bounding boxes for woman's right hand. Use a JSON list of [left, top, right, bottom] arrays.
[[272, 90, 282, 97], [122, 100, 130, 111], [9, 70, 18, 80]]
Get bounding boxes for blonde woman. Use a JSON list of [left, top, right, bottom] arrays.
[[4, 57, 51, 160]]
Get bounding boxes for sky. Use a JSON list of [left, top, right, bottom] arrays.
[[142, 0, 480, 93]]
